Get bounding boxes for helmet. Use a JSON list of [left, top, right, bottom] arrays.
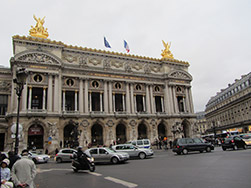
[[2, 159, 10, 166]]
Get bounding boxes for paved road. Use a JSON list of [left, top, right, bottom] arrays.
[[35, 147, 251, 188]]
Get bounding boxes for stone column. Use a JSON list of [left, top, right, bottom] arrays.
[[122, 93, 125, 111], [75, 90, 78, 111], [42, 87, 46, 110], [126, 83, 131, 113], [62, 90, 66, 112], [104, 81, 108, 113], [161, 96, 164, 113], [113, 93, 115, 112], [134, 95, 137, 113], [145, 85, 151, 113], [168, 86, 174, 114], [21, 82, 27, 111], [28, 86, 32, 110], [89, 92, 92, 112], [79, 79, 84, 113], [149, 85, 154, 113], [84, 80, 89, 113], [47, 75, 53, 112], [188, 87, 194, 113], [58, 72, 62, 113], [172, 86, 179, 113], [100, 92, 103, 112], [54, 75, 59, 112], [164, 83, 169, 113], [130, 84, 135, 114], [108, 82, 113, 113], [143, 95, 146, 112]]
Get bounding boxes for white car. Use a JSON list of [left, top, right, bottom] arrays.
[[112, 144, 154, 159], [28, 151, 50, 164], [127, 139, 151, 149]]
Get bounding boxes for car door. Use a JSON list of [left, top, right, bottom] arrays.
[[99, 148, 110, 162], [123, 145, 136, 157], [234, 136, 242, 148], [192, 138, 204, 151], [186, 138, 195, 151]]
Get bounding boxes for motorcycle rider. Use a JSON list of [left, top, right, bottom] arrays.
[[76, 146, 88, 167]]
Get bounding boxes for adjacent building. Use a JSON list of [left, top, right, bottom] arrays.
[[205, 73, 251, 134]]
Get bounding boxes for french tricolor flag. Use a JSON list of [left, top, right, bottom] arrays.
[[124, 40, 130, 53]]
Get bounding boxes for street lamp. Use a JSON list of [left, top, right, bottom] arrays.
[[13, 68, 28, 155]]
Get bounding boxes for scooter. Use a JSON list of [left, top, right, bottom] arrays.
[[71, 153, 95, 172]]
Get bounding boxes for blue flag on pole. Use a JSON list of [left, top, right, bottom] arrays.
[[104, 37, 111, 48], [124, 40, 130, 53]]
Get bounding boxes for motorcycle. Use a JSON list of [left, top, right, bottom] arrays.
[[71, 153, 95, 172]]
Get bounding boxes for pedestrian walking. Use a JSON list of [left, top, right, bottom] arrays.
[[169, 140, 173, 149], [12, 149, 36, 188], [1, 159, 14, 188]]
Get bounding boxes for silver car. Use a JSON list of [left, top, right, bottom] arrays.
[[85, 147, 129, 164], [112, 144, 154, 159], [55, 148, 77, 163], [28, 151, 50, 164]]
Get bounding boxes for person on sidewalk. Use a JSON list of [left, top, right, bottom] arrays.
[[11, 149, 36, 188]]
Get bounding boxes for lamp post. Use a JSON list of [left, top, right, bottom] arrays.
[[13, 68, 28, 155], [212, 121, 217, 145]]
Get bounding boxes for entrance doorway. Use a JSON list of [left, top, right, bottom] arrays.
[[64, 124, 75, 148], [158, 124, 166, 138], [138, 124, 148, 139], [116, 124, 126, 144], [28, 124, 44, 149], [91, 124, 103, 145]]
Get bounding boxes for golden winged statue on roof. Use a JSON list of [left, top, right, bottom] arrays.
[[161, 40, 174, 59], [29, 15, 49, 39]]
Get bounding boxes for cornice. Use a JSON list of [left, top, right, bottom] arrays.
[[13, 35, 189, 65]]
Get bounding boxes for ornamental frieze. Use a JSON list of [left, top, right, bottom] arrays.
[[0, 81, 11, 92], [169, 71, 191, 80], [79, 56, 88, 67], [62, 53, 77, 63], [16, 52, 60, 65], [150, 65, 161, 73], [89, 58, 101, 66], [110, 60, 123, 69], [131, 63, 143, 71]]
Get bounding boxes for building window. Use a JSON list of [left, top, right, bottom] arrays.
[[115, 82, 122, 89], [65, 91, 75, 111], [154, 86, 160, 92], [177, 96, 185, 112], [136, 95, 144, 112], [31, 88, 44, 109], [115, 94, 123, 111], [155, 96, 162, 112], [91, 92, 102, 111], [0, 95, 8, 115], [135, 84, 142, 91]]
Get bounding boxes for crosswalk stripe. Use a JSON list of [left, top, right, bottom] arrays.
[[105, 176, 138, 188]]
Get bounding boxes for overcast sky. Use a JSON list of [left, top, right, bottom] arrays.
[[1, 0, 250, 112]]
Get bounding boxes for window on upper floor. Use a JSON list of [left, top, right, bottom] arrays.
[[155, 96, 162, 112], [0, 95, 8, 115]]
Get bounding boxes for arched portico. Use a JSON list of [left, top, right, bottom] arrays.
[[116, 124, 127, 144], [28, 124, 44, 150], [138, 123, 148, 139], [91, 124, 103, 146]]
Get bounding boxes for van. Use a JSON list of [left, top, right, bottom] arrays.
[[127, 139, 151, 149]]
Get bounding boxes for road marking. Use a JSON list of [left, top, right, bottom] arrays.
[[105, 176, 138, 188], [37, 168, 72, 173], [88, 172, 102, 176]]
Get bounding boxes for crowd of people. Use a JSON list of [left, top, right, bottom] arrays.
[[154, 137, 173, 150], [0, 150, 36, 188]]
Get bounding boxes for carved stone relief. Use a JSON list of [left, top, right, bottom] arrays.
[[124, 62, 132, 72], [103, 59, 111, 70], [170, 71, 191, 80], [132, 63, 143, 71], [111, 60, 123, 68], [89, 58, 101, 66], [17, 53, 59, 64], [62, 54, 77, 63], [79, 56, 88, 67], [150, 65, 160, 73], [0, 81, 12, 92]]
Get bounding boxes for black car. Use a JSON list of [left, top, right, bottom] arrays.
[[221, 136, 247, 151], [172, 138, 214, 155]]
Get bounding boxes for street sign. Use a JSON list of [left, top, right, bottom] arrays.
[[11, 123, 23, 134]]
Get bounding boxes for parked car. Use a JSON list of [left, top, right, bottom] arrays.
[[172, 138, 214, 155], [221, 136, 247, 151], [55, 148, 77, 163], [28, 151, 50, 164], [112, 144, 154, 159], [239, 133, 251, 146], [85, 147, 129, 164], [127, 139, 151, 149]]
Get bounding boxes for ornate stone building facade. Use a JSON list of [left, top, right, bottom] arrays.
[[0, 35, 196, 153], [205, 73, 251, 134]]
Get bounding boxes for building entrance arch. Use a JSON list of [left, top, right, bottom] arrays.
[[182, 120, 190, 138], [116, 124, 126, 144], [91, 124, 103, 146], [158, 123, 166, 139], [28, 124, 44, 150], [138, 124, 148, 139], [64, 124, 75, 148]]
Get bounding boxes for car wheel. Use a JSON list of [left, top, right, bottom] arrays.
[[73, 169, 78, 172], [243, 145, 247, 150], [233, 145, 238, 150], [111, 157, 119, 164], [139, 152, 146, 159], [222, 147, 226, 151], [206, 147, 211, 152], [56, 157, 62, 163], [89, 165, 95, 172], [182, 149, 188, 155]]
